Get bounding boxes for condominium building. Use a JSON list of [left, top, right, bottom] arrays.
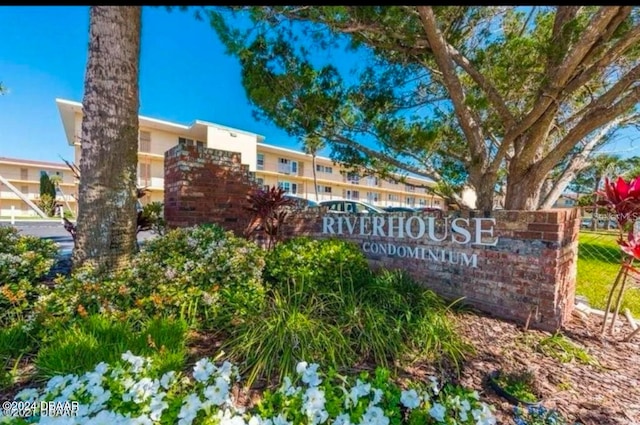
[[56, 98, 444, 209], [0, 157, 78, 217]]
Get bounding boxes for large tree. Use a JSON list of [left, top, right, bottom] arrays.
[[73, 6, 142, 272], [209, 6, 640, 212]]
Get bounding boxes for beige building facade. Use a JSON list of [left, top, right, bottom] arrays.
[[56, 98, 444, 209], [0, 157, 77, 217]]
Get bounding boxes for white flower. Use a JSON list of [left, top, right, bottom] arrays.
[[429, 402, 446, 422], [279, 376, 298, 396], [218, 361, 236, 383], [429, 376, 440, 395], [303, 387, 327, 421], [371, 388, 383, 405], [160, 371, 177, 390], [204, 376, 230, 406], [472, 404, 496, 425], [296, 361, 308, 375], [334, 413, 352, 425], [149, 393, 169, 421], [400, 389, 420, 409], [217, 409, 247, 425], [272, 413, 293, 425], [93, 362, 109, 375], [193, 358, 216, 383], [122, 351, 147, 374], [361, 405, 389, 425], [347, 379, 371, 408], [15, 388, 39, 402], [130, 415, 153, 425], [295, 362, 322, 386], [178, 393, 203, 425]]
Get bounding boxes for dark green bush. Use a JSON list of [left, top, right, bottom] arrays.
[[264, 237, 370, 291], [0, 227, 58, 327], [40, 224, 266, 329]]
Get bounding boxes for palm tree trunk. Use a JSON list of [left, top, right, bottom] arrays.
[[72, 6, 141, 273]]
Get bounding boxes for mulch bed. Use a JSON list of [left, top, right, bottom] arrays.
[[435, 309, 640, 425]]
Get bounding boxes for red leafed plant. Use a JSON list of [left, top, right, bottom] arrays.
[[244, 186, 296, 250], [596, 176, 640, 339]]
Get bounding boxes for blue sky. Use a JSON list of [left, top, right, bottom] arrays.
[[0, 6, 303, 163], [0, 6, 638, 165]]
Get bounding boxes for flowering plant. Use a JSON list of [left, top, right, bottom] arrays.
[[0, 352, 497, 425], [595, 176, 640, 338], [513, 405, 577, 425]]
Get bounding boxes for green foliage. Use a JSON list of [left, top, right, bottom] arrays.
[[137, 201, 166, 235], [264, 237, 371, 291], [536, 332, 597, 366], [38, 173, 57, 217], [492, 370, 539, 404], [209, 6, 640, 210], [0, 227, 58, 326], [38, 224, 266, 329], [35, 315, 187, 379], [229, 239, 471, 385], [223, 281, 355, 386], [577, 231, 640, 316]]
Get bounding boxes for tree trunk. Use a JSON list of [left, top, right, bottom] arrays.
[[72, 6, 141, 273], [503, 165, 547, 210], [469, 171, 497, 213], [312, 153, 319, 201]]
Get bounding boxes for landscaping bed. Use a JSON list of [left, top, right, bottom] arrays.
[[2, 224, 639, 424]]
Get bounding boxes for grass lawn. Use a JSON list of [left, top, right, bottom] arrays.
[[577, 230, 640, 317]]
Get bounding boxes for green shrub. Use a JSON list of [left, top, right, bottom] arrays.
[[264, 237, 370, 291], [0, 227, 58, 327], [35, 315, 187, 379], [39, 224, 266, 329], [223, 281, 355, 386], [226, 268, 472, 384]]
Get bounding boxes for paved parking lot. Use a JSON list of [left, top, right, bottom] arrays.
[[0, 219, 156, 254]]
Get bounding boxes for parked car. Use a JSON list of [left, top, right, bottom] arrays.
[[283, 194, 320, 209], [319, 199, 387, 214], [383, 206, 416, 213]]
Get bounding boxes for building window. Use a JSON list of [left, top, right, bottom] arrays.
[[138, 162, 151, 185], [257, 153, 265, 170], [388, 194, 399, 202], [406, 197, 415, 206], [433, 199, 441, 206], [346, 172, 360, 184], [317, 185, 332, 193], [20, 168, 28, 180], [316, 164, 333, 174], [139, 130, 151, 152], [418, 198, 426, 206], [278, 158, 298, 175], [21, 185, 29, 195], [365, 176, 379, 186], [345, 190, 359, 200], [405, 184, 416, 192], [196, 140, 205, 149], [366, 191, 379, 203], [278, 181, 298, 194]]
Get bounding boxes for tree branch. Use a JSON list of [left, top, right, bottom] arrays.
[[538, 84, 640, 174], [505, 7, 624, 146], [417, 6, 488, 167]]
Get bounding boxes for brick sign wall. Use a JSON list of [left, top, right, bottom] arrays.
[[164, 145, 579, 331]]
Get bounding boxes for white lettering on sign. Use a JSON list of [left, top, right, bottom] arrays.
[[323, 215, 498, 246]]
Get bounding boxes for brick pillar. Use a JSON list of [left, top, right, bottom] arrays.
[[164, 143, 258, 236]]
